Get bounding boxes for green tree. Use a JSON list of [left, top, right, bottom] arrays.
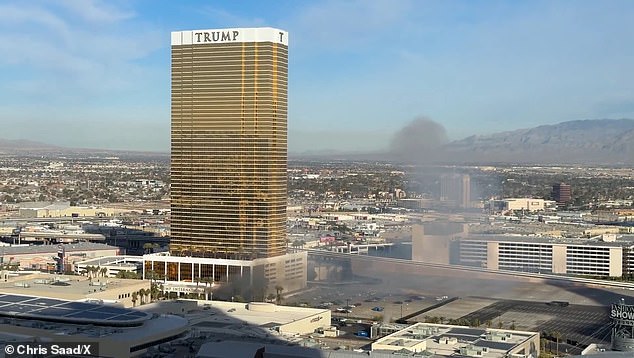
[[116, 271, 139, 279], [143, 243, 153, 254]]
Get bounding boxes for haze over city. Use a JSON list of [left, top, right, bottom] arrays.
[[2, 1, 634, 358], [1, 0, 633, 153]]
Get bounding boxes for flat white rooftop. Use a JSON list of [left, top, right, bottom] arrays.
[[140, 300, 328, 328], [373, 323, 538, 357]]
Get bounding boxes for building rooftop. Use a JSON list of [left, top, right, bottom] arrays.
[[373, 323, 538, 357], [0, 272, 146, 301], [0, 299, 188, 357], [77, 255, 143, 267], [196, 341, 324, 358], [0, 293, 150, 326], [17, 201, 71, 210], [140, 300, 329, 329], [0, 242, 119, 255], [462, 234, 634, 248]]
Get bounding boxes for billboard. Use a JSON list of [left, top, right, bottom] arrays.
[[611, 303, 634, 326], [611, 299, 634, 352]]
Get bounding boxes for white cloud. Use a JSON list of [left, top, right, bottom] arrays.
[[53, 0, 134, 23], [0, 2, 163, 100], [0, 3, 71, 42]]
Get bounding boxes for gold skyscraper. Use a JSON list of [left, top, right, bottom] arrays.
[[170, 28, 288, 259]]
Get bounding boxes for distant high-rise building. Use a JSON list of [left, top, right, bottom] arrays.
[[440, 174, 471, 208], [552, 183, 572, 206], [170, 27, 288, 259], [143, 28, 306, 299]]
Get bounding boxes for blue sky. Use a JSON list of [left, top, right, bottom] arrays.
[[0, 0, 633, 153]]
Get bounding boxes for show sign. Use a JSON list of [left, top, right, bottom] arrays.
[[611, 303, 634, 326]]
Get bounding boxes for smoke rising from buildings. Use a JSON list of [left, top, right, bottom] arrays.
[[389, 117, 449, 164]]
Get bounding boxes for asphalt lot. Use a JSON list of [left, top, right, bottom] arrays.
[[289, 284, 451, 323], [457, 299, 612, 344], [287, 257, 634, 352]]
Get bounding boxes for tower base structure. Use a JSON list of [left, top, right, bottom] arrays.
[[142, 251, 307, 301]]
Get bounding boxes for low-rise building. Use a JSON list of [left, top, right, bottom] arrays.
[[452, 234, 634, 277], [75, 256, 143, 278], [195, 323, 539, 358], [142, 251, 307, 298], [490, 198, 556, 213], [0, 293, 187, 357], [371, 323, 539, 357], [0, 272, 149, 308], [0, 242, 121, 272], [17, 201, 129, 218], [140, 299, 331, 336]]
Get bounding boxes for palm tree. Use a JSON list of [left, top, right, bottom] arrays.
[[143, 243, 153, 254], [138, 289, 146, 305], [131, 292, 138, 307], [194, 276, 200, 289], [150, 283, 160, 301], [101, 267, 108, 278], [237, 245, 245, 260], [553, 331, 562, 356], [275, 285, 284, 305], [201, 277, 214, 300]]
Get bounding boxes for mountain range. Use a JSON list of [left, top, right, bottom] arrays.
[[442, 119, 634, 165], [2, 119, 633, 165], [0, 138, 167, 160]]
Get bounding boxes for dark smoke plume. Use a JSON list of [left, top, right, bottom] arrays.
[[389, 117, 448, 163]]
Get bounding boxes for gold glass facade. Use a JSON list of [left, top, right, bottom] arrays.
[[171, 32, 288, 259]]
